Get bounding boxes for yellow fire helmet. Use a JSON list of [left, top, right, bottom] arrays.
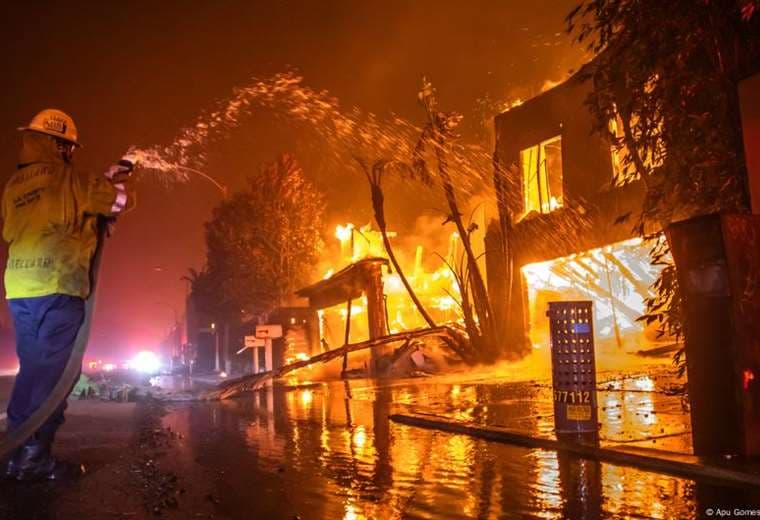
[[18, 108, 81, 147]]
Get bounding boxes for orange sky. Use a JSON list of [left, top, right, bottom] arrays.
[[0, 0, 586, 364]]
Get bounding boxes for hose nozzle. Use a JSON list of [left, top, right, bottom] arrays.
[[117, 159, 135, 173]]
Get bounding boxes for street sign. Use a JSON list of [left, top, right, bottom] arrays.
[[255, 324, 283, 339], [244, 336, 266, 348]]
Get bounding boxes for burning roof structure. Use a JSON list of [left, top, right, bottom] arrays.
[[294, 222, 467, 374], [297, 257, 390, 343]]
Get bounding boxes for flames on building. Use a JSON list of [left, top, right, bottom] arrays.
[[315, 222, 465, 350], [297, 63, 682, 369], [522, 237, 666, 351], [308, 224, 665, 361], [242, 63, 681, 376]]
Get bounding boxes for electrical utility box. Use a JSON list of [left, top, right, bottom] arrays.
[[548, 301, 599, 442]]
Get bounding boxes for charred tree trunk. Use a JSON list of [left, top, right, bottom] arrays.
[[424, 107, 498, 361], [492, 154, 515, 337], [403, 78, 504, 362], [359, 159, 437, 329], [433, 143, 495, 335]]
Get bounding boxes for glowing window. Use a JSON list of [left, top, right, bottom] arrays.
[[520, 135, 563, 217]]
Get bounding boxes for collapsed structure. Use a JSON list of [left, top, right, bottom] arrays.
[[296, 257, 391, 372]]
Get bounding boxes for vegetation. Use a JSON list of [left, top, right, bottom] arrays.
[[354, 156, 438, 329], [188, 153, 324, 325], [568, 0, 760, 374], [351, 81, 499, 364], [413, 79, 502, 363]]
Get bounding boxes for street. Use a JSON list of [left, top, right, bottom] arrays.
[[2, 362, 759, 519]]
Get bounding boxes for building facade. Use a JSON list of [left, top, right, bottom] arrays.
[[488, 71, 647, 356]]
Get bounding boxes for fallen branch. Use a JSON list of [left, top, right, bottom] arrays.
[[208, 326, 457, 400]]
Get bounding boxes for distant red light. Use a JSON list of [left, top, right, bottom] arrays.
[[743, 369, 755, 391]]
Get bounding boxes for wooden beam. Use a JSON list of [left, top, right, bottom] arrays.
[[342, 299, 352, 374], [209, 327, 456, 400]]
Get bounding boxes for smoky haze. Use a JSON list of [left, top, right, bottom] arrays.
[[0, 0, 585, 365]]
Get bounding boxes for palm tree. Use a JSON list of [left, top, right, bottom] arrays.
[[354, 157, 437, 329]]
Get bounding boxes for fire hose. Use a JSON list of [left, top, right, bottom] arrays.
[[0, 160, 131, 462]]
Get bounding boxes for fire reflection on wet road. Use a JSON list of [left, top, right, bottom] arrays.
[[161, 372, 759, 519]]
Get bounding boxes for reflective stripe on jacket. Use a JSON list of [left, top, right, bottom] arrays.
[[2, 132, 136, 299]]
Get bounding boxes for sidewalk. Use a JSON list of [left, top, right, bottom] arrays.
[[0, 400, 145, 518], [391, 412, 760, 488], [391, 365, 760, 488]]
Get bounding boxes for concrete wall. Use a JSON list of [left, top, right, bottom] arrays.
[[489, 72, 645, 357], [494, 75, 615, 215]]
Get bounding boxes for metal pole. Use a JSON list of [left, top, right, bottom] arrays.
[[342, 299, 352, 375], [214, 329, 220, 372], [224, 323, 231, 374]]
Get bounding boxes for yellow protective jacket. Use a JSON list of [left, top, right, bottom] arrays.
[[2, 132, 135, 299]]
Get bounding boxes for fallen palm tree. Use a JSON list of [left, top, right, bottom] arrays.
[[205, 326, 464, 400]]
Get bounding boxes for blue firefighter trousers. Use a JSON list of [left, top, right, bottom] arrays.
[[6, 294, 85, 442]]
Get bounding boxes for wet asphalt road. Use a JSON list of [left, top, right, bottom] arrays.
[[155, 370, 760, 519], [2, 369, 760, 519]]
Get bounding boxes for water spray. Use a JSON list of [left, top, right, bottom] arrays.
[[115, 71, 493, 202], [121, 147, 226, 196]]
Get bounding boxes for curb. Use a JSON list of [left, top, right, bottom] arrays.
[[389, 412, 760, 489]]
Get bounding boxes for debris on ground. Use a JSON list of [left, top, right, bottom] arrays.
[[213, 326, 461, 400], [71, 371, 165, 403], [132, 401, 184, 516]]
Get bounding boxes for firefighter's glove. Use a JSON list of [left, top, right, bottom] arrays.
[[104, 159, 134, 184]]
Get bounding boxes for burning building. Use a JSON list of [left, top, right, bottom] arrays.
[[287, 68, 667, 366], [297, 258, 390, 346], [488, 69, 663, 356], [286, 221, 468, 374]]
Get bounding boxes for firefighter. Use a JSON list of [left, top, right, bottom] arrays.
[[2, 109, 135, 481]]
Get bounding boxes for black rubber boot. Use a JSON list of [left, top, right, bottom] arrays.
[[14, 439, 80, 482], [14, 440, 54, 481], [2, 448, 22, 480]]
